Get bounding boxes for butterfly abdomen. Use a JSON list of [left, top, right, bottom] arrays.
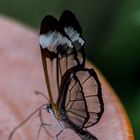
[[76, 130, 98, 140]]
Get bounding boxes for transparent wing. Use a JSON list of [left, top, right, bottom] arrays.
[[59, 10, 85, 68], [59, 68, 104, 129], [75, 68, 104, 127], [59, 69, 89, 129], [39, 14, 85, 103]]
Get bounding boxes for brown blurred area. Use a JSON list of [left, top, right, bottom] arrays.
[[0, 16, 134, 140]]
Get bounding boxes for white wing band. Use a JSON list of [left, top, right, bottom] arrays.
[[64, 27, 84, 46], [39, 31, 73, 49]]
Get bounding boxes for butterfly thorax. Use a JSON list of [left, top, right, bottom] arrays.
[[47, 103, 62, 121], [47, 103, 71, 129]]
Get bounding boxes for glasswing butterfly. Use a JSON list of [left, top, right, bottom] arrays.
[[39, 10, 104, 140], [8, 10, 104, 140]]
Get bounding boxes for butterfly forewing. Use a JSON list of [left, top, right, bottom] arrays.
[[39, 13, 85, 104], [41, 53, 59, 103], [59, 10, 86, 68]]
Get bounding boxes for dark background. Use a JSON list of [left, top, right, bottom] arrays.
[[0, 0, 140, 139]]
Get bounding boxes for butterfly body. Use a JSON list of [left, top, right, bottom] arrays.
[[77, 130, 98, 140]]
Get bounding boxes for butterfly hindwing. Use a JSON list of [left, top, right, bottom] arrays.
[[76, 68, 104, 127], [59, 68, 104, 129], [58, 69, 89, 129]]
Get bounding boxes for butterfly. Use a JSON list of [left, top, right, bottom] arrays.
[[39, 10, 104, 140]]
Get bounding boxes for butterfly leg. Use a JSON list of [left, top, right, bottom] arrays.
[[36, 106, 53, 139], [56, 129, 63, 140]]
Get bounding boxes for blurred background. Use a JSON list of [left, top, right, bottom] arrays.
[[0, 0, 139, 139]]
